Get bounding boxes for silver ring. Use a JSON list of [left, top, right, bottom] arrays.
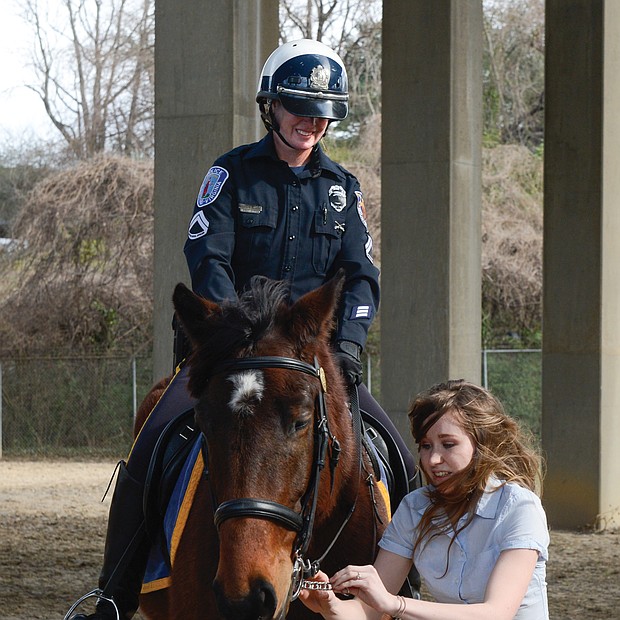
[[356, 572, 361, 580]]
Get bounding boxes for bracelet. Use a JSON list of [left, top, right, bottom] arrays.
[[392, 594, 406, 619]]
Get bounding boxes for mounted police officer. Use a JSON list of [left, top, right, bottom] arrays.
[[184, 38, 378, 381], [70, 39, 416, 620]]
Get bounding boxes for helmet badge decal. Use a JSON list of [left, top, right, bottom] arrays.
[[309, 65, 330, 90]]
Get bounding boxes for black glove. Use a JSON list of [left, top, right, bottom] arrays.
[[334, 340, 363, 386]]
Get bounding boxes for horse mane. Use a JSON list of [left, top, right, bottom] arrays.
[[230, 275, 291, 343], [185, 277, 292, 389]]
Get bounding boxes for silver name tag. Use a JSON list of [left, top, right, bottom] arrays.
[[239, 204, 263, 214]]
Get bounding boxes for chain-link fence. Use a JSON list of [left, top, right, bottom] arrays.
[[0, 350, 542, 458], [363, 349, 542, 436], [0, 356, 153, 458], [482, 349, 542, 437]]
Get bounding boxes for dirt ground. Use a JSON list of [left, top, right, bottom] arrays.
[[0, 460, 618, 620]]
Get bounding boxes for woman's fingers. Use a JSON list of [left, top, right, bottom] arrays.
[[331, 565, 374, 589], [298, 573, 335, 613]]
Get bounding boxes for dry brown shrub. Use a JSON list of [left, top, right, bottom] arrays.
[[341, 126, 543, 347], [343, 131, 543, 347], [343, 125, 542, 347], [482, 144, 543, 344], [0, 155, 154, 356]]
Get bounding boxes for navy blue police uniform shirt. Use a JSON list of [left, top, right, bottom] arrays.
[[183, 132, 380, 350]]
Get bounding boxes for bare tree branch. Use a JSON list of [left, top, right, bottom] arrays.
[[22, 0, 154, 159], [483, 0, 544, 147]]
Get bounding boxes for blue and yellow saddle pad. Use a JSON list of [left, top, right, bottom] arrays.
[[141, 436, 204, 593]]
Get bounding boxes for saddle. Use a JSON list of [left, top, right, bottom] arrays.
[[361, 410, 418, 511], [143, 408, 200, 545], [360, 412, 423, 599]]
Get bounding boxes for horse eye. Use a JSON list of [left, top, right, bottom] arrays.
[[293, 419, 310, 433]]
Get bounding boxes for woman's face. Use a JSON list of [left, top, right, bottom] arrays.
[[418, 409, 476, 490], [271, 102, 328, 160]]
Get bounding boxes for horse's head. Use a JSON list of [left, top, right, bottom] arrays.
[[172, 271, 351, 620]]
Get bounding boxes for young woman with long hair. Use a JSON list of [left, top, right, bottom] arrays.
[[300, 380, 549, 620]]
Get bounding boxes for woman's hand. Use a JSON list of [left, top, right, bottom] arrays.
[[297, 571, 342, 617], [329, 565, 400, 618]]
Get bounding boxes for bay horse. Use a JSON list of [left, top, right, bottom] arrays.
[[137, 272, 391, 620]]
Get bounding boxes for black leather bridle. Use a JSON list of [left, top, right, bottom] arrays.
[[203, 354, 361, 602]]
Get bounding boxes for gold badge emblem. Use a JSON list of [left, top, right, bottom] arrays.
[[309, 65, 330, 90]]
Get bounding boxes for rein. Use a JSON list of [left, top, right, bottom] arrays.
[[203, 354, 363, 603]]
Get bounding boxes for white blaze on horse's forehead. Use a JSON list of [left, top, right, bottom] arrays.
[[228, 370, 264, 414]]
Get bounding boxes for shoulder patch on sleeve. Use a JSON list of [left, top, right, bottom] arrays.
[[355, 190, 374, 264], [197, 166, 229, 207], [355, 191, 368, 231]]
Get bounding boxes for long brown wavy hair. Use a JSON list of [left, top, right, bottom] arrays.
[[408, 379, 543, 569]]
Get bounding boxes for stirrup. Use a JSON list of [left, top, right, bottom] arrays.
[[63, 589, 120, 620]]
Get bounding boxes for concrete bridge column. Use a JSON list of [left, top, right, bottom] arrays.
[[543, 0, 620, 529], [381, 1, 483, 444], [153, 0, 278, 379]]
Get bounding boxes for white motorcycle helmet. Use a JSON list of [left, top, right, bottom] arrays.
[[257, 39, 349, 130]]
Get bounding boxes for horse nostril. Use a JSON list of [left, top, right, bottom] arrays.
[[212, 578, 278, 620], [255, 579, 277, 617]]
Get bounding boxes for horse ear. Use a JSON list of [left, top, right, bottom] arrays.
[[288, 269, 346, 344], [172, 283, 221, 346]]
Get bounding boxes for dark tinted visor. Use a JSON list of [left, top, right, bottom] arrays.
[[280, 93, 348, 120]]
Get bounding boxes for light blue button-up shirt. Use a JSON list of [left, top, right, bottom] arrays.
[[379, 478, 549, 619]]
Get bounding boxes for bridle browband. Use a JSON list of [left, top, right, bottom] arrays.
[[209, 355, 325, 380], [202, 354, 361, 602]]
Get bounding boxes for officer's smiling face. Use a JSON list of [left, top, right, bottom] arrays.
[[272, 101, 328, 164]]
